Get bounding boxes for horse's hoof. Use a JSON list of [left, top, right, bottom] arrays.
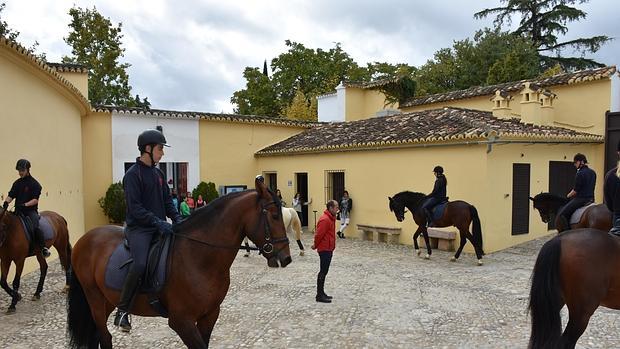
[[299, 251, 305, 256], [6, 307, 15, 314], [424, 254, 430, 260], [15, 293, 22, 302], [62, 285, 70, 294], [415, 249, 421, 256], [450, 257, 456, 262], [477, 259, 483, 266], [31, 294, 41, 301]]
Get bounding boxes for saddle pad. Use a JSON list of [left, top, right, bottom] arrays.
[[20, 215, 55, 242], [104, 236, 172, 293], [570, 203, 596, 225], [431, 202, 448, 221]]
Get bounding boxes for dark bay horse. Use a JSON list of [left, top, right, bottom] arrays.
[[0, 208, 72, 313], [67, 177, 292, 349], [388, 191, 484, 265], [529, 193, 611, 232], [529, 228, 620, 348]]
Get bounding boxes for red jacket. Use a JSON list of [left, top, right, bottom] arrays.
[[314, 209, 336, 252]]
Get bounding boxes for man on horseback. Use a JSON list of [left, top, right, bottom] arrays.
[[2, 159, 49, 258], [113, 129, 182, 332], [421, 166, 447, 227], [605, 141, 620, 236], [557, 153, 596, 231]]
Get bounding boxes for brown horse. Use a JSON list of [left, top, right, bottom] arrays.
[[528, 228, 620, 348], [67, 177, 291, 349], [529, 193, 611, 232], [0, 208, 72, 313], [388, 191, 484, 265]]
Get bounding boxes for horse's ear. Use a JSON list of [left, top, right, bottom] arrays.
[[529, 196, 534, 201], [388, 196, 393, 201], [255, 175, 269, 198]]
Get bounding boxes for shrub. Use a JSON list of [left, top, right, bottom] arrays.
[[98, 182, 126, 224], [192, 181, 219, 203]]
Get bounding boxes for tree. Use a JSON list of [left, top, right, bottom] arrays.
[[63, 6, 140, 106], [474, 0, 611, 70], [192, 182, 219, 203], [231, 67, 280, 116], [0, 2, 45, 60], [283, 89, 316, 121]]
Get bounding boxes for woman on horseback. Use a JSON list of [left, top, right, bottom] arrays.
[[421, 166, 447, 227], [113, 129, 182, 332]]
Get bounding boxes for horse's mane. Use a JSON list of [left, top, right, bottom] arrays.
[[532, 192, 567, 203], [393, 191, 427, 209], [176, 188, 281, 233]]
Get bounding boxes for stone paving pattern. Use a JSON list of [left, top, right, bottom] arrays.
[[0, 232, 618, 348]]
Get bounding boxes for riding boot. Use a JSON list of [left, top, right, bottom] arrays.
[[35, 228, 50, 258], [425, 209, 433, 228], [114, 269, 142, 332], [315, 274, 331, 303], [556, 215, 569, 232]]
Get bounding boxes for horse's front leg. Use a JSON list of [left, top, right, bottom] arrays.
[[33, 253, 48, 300], [412, 227, 422, 255], [169, 315, 208, 349], [0, 258, 16, 299], [421, 228, 432, 259], [8, 258, 25, 313], [198, 306, 221, 347]]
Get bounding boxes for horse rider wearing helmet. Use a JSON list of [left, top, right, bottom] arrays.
[[421, 166, 447, 227], [557, 153, 597, 231], [114, 129, 182, 332], [605, 141, 620, 236], [2, 159, 49, 258]]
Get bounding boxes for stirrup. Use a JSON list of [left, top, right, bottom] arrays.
[[41, 247, 51, 258]]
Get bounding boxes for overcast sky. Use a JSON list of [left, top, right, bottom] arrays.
[[3, 0, 618, 113]]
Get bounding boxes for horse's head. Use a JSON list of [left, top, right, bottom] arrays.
[[388, 196, 406, 222], [248, 176, 291, 268], [530, 192, 566, 224]]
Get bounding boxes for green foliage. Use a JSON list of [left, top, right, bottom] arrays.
[[98, 182, 126, 224], [191, 182, 219, 203], [283, 89, 316, 121], [63, 6, 143, 106], [538, 63, 565, 78], [474, 0, 611, 70], [0, 3, 45, 60], [231, 67, 280, 115]]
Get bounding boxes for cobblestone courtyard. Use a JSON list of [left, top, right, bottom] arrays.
[[0, 232, 618, 348]]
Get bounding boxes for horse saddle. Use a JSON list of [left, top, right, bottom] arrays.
[[18, 214, 54, 255], [104, 233, 173, 295], [570, 202, 596, 225], [428, 201, 449, 226]]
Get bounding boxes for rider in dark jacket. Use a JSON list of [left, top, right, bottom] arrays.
[[2, 159, 49, 257], [421, 166, 447, 226], [113, 129, 181, 332], [605, 141, 620, 235], [557, 153, 596, 231]]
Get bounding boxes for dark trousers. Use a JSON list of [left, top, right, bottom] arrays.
[[610, 213, 620, 236], [20, 210, 43, 247], [319, 251, 333, 276], [421, 197, 441, 223], [558, 197, 592, 224], [125, 227, 157, 277]]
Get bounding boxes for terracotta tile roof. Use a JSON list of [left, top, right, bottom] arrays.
[[47, 62, 89, 74], [94, 106, 319, 128], [401, 66, 617, 107], [256, 107, 603, 156], [0, 36, 90, 113]]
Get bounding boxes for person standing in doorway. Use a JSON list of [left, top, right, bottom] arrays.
[[292, 192, 312, 223], [276, 189, 286, 207], [337, 190, 352, 239], [311, 200, 339, 303]]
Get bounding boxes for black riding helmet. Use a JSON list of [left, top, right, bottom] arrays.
[[573, 153, 587, 164], [137, 129, 169, 152], [15, 159, 31, 171], [433, 165, 444, 174]]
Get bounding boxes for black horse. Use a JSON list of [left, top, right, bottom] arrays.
[[388, 191, 484, 265], [529, 193, 611, 233]]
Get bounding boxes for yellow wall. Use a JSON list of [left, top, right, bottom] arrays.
[[345, 88, 397, 121], [402, 96, 491, 114], [82, 111, 113, 230], [257, 141, 604, 253], [1, 48, 86, 275], [56, 71, 89, 100], [199, 120, 307, 188]]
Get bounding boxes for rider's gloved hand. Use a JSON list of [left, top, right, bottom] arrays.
[[2, 201, 8, 210], [156, 220, 174, 236]]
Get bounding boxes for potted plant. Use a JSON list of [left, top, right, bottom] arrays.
[[98, 182, 126, 224], [192, 181, 219, 204]]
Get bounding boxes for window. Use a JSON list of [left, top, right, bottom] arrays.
[[325, 170, 345, 203]]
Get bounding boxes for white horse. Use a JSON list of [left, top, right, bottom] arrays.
[[244, 207, 305, 256]]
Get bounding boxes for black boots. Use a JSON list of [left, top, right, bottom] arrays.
[[114, 270, 142, 332], [35, 228, 50, 258], [337, 231, 345, 239], [315, 274, 332, 303]]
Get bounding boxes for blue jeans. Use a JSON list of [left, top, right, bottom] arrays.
[[610, 214, 620, 236], [319, 251, 333, 276]]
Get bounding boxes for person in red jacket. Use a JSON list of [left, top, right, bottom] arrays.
[[311, 200, 339, 303]]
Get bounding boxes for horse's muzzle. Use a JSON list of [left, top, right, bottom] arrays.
[[267, 250, 292, 268]]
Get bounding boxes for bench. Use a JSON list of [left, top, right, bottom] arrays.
[[357, 224, 401, 244], [421, 228, 457, 252]]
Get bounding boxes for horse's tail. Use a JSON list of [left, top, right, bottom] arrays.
[[469, 205, 484, 255], [528, 237, 563, 349], [67, 272, 98, 348]]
